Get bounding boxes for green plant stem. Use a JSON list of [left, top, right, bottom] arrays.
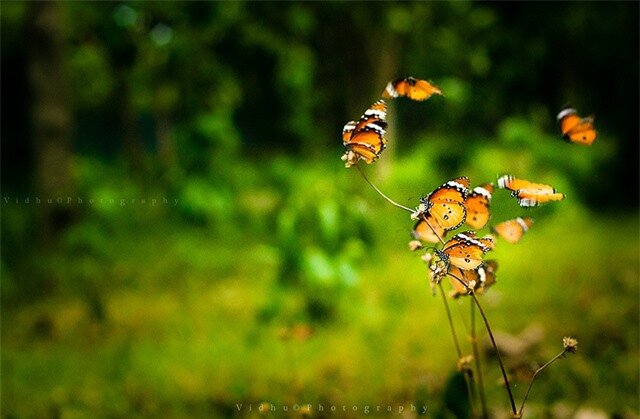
[[470, 297, 488, 419], [471, 292, 518, 416], [518, 349, 569, 416], [438, 281, 476, 417], [355, 164, 414, 213]]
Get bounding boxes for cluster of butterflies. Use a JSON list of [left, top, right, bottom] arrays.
[[342, 76, 597, 168], [341, 76, 594, 297], [412, 175, 560, 297]]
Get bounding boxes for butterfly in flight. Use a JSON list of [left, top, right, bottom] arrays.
[[382, 76, 443, 101], [448, 259, 498, 298], [417, 177, 470, 236], [557, 107, 597, 146], [341, 100, 388, 167], [436, 231, 494, 271], [464, 183, 493, 229], [497, 175, 565, 207], [491, 217, 534, 244]]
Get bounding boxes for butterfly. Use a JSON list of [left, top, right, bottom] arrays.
[[382, 76, 443, 101], [497, 175, 565, 207], [412, 213, 446, 244], [436, 231, 494, 271], [448, 260, 498, 298], [464, 183, 493, 229], [341, 100, 388, 167], [419, 177, 470, 232], [557, 107, 597, 146], [491, 217, 534, 244]]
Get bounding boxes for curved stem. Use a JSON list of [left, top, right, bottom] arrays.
[[470, 298, 488, 418], [355, 164, 414, 213], [471, 293, 518, 415], [518, 349, 568, 416]]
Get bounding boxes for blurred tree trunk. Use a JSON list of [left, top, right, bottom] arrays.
[[27, 1, 75, 244]]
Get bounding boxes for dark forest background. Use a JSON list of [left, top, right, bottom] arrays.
[[2, 2, 638, 417]]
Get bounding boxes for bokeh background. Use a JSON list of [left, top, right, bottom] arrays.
[[1, 2, 638, 417]]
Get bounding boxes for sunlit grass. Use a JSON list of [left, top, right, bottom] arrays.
[[2, 153, 639, 417]]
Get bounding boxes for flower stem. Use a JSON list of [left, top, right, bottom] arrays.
[[355, 164, 414, 213], [471, 292, 518, 416], [518, 349, 569, 416], [438, 282, 476, 417], [470, 298, 488, 418]]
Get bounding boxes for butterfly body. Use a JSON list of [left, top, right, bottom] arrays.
[[383, 77, 442, 101], [497, 175, 565, 207], [557, 107, 597, 146], [342, 100, 388, 167]]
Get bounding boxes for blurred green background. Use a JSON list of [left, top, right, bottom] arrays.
[[1, 2, 638, 418]]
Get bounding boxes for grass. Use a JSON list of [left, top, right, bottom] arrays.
[[2, 171, 638, 417]]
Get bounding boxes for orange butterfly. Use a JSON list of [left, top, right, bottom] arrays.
[[448, 260, 498, 298], [491, 217, 534, 244], [382, 76, 442, 101], [419, 177, 470, 232], [412, 213, 446, 244], [557, 107, 597, 146], [464, 183, 493, 229], [497, 175, 565, 207], [437, 231, 494, 271], [341, 100, 388, 167]]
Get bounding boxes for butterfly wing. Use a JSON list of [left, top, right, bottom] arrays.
[[423, 177, 470, 231], [558, 108, 596, 146], [515, 190, 565, 207], [342, 100, 388, 165], [497, 175, 565, 207], [383, 77, 442, 101], [491, 217, 534, 244], [465, 183, 493, 229], [412, 214, 445, 243], [565, 117, 596, 145], [441, 232, 493, 270]]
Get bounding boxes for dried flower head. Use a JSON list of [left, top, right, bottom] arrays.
[[457, 355, 474, 373], [411, 203, 428, 220], [421, 252, 433, 264], [341, 150, 359, 168], [563, 337, 578, 353], [429, 259, 447, 287], [408, 240, 423, 252]]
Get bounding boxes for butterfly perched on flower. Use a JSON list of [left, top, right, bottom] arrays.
[[497, 175, 565, 207], [418, 177, 470, 234], [464, 183, 493, 229], [436, 231, 494, 271], [491, 217, 534, 244], [448, 260, 498, 298], [557, 107, 597, 146], [341, 100, 388, 167], [382, 76, 443, 101]]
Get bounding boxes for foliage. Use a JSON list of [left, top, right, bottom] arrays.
[[1, 1, 638, 418]]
